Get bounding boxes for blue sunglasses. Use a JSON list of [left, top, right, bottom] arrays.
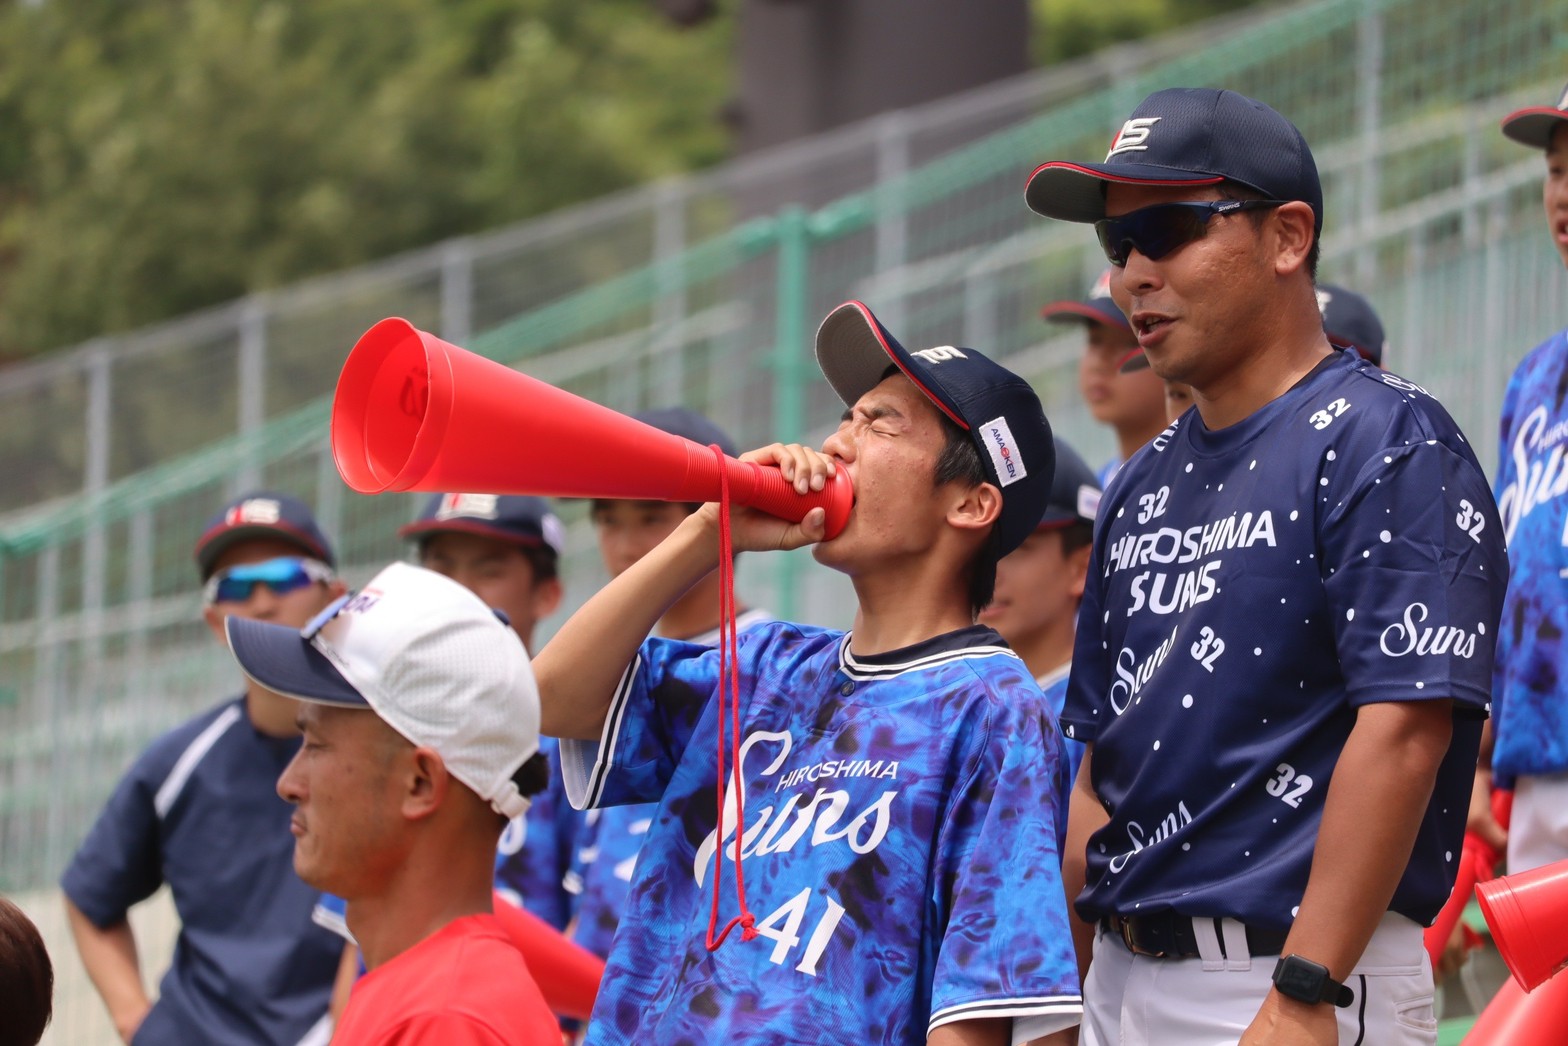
[[204, 557, 335, 606], [1094, 199, 1284, 267]]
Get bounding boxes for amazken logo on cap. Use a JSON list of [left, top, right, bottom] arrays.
[[981, 417, 1026, 487]]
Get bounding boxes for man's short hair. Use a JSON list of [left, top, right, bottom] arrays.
[[0, 897, 53, 1046]]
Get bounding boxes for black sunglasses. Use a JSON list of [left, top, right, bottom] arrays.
[[1094, 200, 1285, 267]]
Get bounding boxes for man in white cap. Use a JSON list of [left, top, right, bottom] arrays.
[[226, 562, 557, 1045]]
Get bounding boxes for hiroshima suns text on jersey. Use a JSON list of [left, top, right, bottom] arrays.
[[559, 622, 1081, 1045], [1063, 351, 1507, 931], [1492, 329, 1568, 781]]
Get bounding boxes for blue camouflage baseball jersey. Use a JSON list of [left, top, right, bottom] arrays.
[[494, 736, 582, 929], [565, 609, 775, 960], [1064, 351, 1508, 930], [559, 622, 1082, 1045], [1492, 328, 1568, 783]]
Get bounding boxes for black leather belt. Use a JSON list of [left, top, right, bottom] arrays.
[[1102, 913, 1291, 959]]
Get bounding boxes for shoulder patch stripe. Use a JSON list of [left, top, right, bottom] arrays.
[[154, 704, 244, 820], [585, 657, 641, 809], [928, 996, 1085, 1034]]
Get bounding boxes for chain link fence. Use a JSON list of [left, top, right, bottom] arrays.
[[2, 0, 1566, 1040]]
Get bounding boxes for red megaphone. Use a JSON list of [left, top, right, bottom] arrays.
[[1463, 967, 1568, 1044], [330, 318, 853, 536], [1478, 857, 1568, 993], [1424, 789, 1511, 969]]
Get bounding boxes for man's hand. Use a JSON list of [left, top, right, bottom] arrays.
[[691, 443, 836, 553], [1239, 991, 1337, 1045]]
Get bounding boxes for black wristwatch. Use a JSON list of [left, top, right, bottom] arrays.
[[1272, 954, 1354, 1008]]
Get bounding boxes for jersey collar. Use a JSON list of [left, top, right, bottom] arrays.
[[838, 624, 1019, 680]]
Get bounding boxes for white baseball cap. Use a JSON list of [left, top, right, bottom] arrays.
[[225, 561, 541, 819]]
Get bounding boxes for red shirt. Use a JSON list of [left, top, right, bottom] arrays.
[[334, 914, 559, 1045]]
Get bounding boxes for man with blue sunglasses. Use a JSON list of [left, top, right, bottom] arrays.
[[1027, 88, 1507, 1046], [62, 491, 347, 1045]]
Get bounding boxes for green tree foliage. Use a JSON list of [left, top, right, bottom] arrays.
[[0, 0, 730, 357], [1032, 0, 1268, 66]]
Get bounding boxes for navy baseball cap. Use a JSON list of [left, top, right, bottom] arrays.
[[815, 300, 1055, 557], [1501, 81, 1568, 149], [1038, 437, 1101, 529], [1040, 268, 1132, 332], [1317, 283, 1387, 366], [400, 493, 565, 556], [195, 491, 336, 579], [632, 407, 738, 458], [1025, 88, 1324, 236]]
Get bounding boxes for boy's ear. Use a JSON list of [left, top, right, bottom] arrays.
[[947, 482, 1002, 534]]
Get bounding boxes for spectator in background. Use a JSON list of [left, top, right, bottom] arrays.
[[979, 434, 1100, 796], [0, 896, 53, 1046], [1316, 282, 1388, 368], [313, 493, 575, 1022], [1484, 83, 1568, 874], [61, 492, 345, 1045], [228, 563, 558, 1045], [1043, 268, 1168, 484], [567, 407, 771, 961]]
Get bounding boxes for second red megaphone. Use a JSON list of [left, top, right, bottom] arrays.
[[330, 318, 852, 536]]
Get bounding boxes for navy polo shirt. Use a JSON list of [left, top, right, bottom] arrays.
[[61, 697, 340, 1045]]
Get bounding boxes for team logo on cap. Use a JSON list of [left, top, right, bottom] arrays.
[[1106, 117, 1161, 159], [1078, 485, 1101, 522], [980, 416, 1027, 488], [437, 493, 500, 521], [1090, 269, 1114, 300], [1314, 288, 1334, 318], [1559, 84, 1568, 110], [225, 498, 281, 526], [911, 346, 968, 365]]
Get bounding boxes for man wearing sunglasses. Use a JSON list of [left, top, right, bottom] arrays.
[[1026, 88, 1507, 1045], [62, 492, 347, 1045], [1041, 269, 1168, 485]]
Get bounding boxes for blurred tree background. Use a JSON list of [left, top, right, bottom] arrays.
[[0, 0, 1265, 361]]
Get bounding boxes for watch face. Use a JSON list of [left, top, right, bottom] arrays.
[[1276, 956, 1328, 1001]]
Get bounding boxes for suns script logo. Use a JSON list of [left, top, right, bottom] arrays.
[[1497, 405, 1568, 541], [1108, 799, 1192, 873], [1378, 601, 1481, 659], [1108, 626, 1179, 715], [225, 498, 281, 526], [692, 731, 900, 887]]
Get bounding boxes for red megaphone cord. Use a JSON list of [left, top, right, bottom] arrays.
[[705, 444, 759, 950]]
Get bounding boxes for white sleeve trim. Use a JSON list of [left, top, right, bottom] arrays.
[[927, 996, 1083, 1043], [560, 656, 640, 811], [154, 703, 244, 819]]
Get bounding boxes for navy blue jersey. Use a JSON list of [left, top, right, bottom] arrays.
[[1039, 666, 1086, 803], [1064, 351, 1507, 930], [1492, 329, 1568, 782], [61, 697, 340, 1046], [559, 622, 1081, 1045]]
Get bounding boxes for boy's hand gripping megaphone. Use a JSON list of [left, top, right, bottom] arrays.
[[329, 318, 853, 535]]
